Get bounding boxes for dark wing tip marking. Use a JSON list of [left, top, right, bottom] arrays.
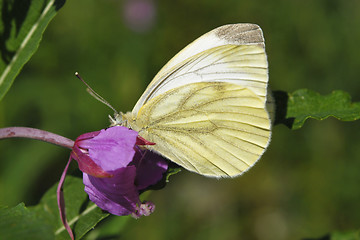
[[215, 24, 264, 46]]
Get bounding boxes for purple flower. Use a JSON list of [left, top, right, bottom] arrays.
[[57, 126, 168, 239], [72, 126, 168, 216], [123, 0, 156, 33]]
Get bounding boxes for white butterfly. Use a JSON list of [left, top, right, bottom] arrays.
[[112, 24, 272, 178]]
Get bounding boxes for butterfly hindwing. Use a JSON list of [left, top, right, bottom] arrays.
[[126, 82, 271, 177]]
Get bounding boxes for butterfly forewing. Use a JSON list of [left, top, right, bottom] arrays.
[[132, 24, 268, 115]]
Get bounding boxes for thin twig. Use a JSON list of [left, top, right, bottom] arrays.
[[0, 127, 74, 149]]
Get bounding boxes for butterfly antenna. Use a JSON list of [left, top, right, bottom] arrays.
[[75, 72, 119, 114]]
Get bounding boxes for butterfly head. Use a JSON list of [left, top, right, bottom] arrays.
[[109, 112, 124, 126], [109, 111, 134, 128]]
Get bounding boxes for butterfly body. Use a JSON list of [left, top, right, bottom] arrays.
[[113, 24, 272, 178]]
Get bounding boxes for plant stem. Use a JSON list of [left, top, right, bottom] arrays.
[[57, 155, 75, 240], [0, 127, 74, 149]]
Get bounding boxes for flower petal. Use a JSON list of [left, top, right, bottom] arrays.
[[78, 126, 138, 171], [71, 147, 112, 178], [136, 135, 155, 145], [75, 130, 101, 141], [132, 149, 168, 190], [83, 165, 139, 215]]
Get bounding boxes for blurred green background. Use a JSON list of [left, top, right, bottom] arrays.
[[1, 0, 360, 239]]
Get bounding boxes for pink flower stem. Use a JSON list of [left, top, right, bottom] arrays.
[[0, 127, 76, 239], [57, 156, 75, 240], [0, 127, 74, 149]]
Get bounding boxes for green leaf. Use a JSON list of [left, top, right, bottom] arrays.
[[273, 89, 360, 130], [329, 230, 360, 240], [165, 166, 182, 182], [83, 215, 130, 240], [0, 203, 54, 240], [37, 175, 110, 240], [0, 0, 65, 101], [0, 176, 109, 240], [307, 230, 360, 240]]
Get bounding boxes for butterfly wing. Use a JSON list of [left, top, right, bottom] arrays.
[[131, 23, 268, 115], [126, 82, 271, 177], [123, 24, 271, 178]]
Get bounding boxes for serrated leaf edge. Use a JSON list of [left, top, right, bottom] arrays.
[[290, 90, 360, 129]]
